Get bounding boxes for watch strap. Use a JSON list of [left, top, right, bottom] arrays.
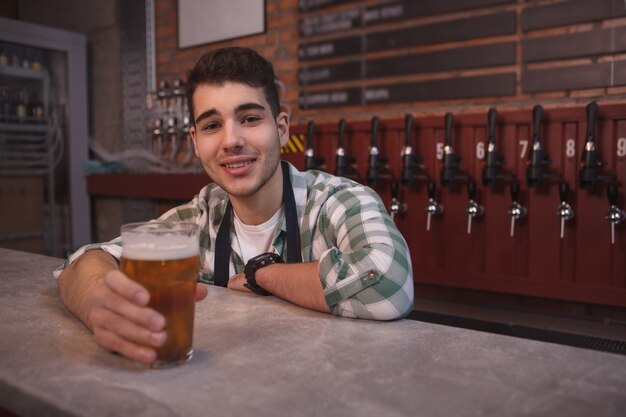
[[244, 252, 283, 296]]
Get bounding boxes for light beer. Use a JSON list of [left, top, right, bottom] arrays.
[[120, 222, 200, 368]]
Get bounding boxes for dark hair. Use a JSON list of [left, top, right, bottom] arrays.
[[186, 47, 280, 122]]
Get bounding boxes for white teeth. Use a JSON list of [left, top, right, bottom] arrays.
[[224, 161, 251, 169]]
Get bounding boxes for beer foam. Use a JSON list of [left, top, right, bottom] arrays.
[[122, 234, 199, 260]]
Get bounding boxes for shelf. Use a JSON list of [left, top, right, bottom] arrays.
[[87, 173, 210, 201], [0, 120, 50, 133], [0, 65, 46, 80]]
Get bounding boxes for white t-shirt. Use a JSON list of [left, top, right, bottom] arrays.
[[233, 206, 283, 264]]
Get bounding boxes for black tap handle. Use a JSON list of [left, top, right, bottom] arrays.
[[467, 181, 477, 200], [511, 182, 520, 202], [428, 181, 436, 199], [338, 118, 346, 147], [559, 182, 570, 203], [306, 120, 315, 150], [391, 181, 399, 199], [585, 101, 599, 142], [371, 116, 380, 147], [532, 105, 543, 143], [607, 185, 618, 206], [405, 114, 414, 147], [444, 113, 454, 146], [488, 108, 497, 144]]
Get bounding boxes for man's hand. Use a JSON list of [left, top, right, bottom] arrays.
[[89, 270, 166, 364], [90, 271, 209, 364], [227, 272, 251, 292]]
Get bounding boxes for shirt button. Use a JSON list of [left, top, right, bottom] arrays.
[[366, 270, 377, 280]]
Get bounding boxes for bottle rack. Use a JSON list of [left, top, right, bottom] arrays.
[[0, 64, 60, 255], [285, 104, 626, 307]]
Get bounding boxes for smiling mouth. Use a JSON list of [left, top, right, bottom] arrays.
[[223, 160, 254, 169]]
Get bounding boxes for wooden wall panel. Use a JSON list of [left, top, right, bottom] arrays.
[[522, 63, 613, 94], [522, 27, 626, 63], [521, 0, 624, 32]]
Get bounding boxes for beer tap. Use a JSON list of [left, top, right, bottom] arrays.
[[465, 181, 484, 235], [441, 112, 470, 188], [152, 118, 164, 157], [171, 78, 184, 112], [157, 80, 171, 116], [482, 108, 514, 187], [556, 182, 575, 239], [579, 101, 617, 189], [401, 114, 428, 186], [366, 116, 392, 186], [388, 182, 407, 223], [180, 114, 195, 166], [527, 105, 560, 187], [335, 118, 357, 179], [304, 120, 325, 171], [507, 182, 527, 238], [166, 116, 179, 162], [425, 181, 444, 232], [605, 185, 625, 245]]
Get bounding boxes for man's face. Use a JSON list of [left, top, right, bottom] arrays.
[[189, 82, 289, 200]]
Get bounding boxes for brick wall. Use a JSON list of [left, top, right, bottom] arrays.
[[155, 0, 301, 114], [156, 0, 626, 126]]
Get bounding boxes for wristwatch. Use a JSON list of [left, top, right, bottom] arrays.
[[244, 252, 283, 296]]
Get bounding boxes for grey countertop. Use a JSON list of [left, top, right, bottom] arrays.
[[1, 247, 625, 417]]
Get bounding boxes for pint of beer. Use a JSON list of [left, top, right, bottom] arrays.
[[120, 221, 200, 368]]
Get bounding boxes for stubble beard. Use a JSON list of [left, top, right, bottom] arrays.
[[206, 142, 282, 199]]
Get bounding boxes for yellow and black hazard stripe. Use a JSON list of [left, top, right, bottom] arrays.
[[280, 134, 305, 154]]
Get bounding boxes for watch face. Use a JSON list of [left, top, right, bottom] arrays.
[[253, 252, 282, 267], [246, 252, 283, 274]]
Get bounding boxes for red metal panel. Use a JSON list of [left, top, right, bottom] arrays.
[[290, 103, 626, 307], [575, 118, 614, 287], [610, 119, 626, 288], [510, 124, 530, 278], [527, 121, 561, 285], [560, 121, 579, 284]]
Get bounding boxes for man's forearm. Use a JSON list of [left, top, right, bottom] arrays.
[[57, 250, 119, 331], [255, 261, 330, 314]]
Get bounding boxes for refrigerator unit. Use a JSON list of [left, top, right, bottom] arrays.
[[0, 16, 90, 257]]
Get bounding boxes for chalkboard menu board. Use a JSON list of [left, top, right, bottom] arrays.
[[297, 0, 626, 109], [298, 0, 518, 109]]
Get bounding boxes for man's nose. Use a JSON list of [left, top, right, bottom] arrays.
[[222, 122, 245, 149]]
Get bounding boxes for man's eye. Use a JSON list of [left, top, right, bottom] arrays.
[[202, 122, 220, 131], [243, 115, 261, 124]]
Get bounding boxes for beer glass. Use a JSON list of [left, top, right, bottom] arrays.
[[120, 221, 200, 368]]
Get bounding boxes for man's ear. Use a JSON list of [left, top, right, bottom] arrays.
[[276, 112, 290, 148], [190, 126, 200, 158]]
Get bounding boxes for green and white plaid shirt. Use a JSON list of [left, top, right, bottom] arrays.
[[55, 162, 414, 320]]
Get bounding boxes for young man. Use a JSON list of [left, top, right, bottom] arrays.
[[57, 47, 414, 365]]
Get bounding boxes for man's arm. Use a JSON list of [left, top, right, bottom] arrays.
[[58, 250, 118, 330], [229, 184, 413, 320], [227, 261, 330, 314], [307, 184, 414, 320], [257, 261, 330, 313]]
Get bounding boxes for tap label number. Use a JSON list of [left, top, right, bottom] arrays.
[[618, 137, 626, 157], [565, 139, 576, 158], [436, 142, 443, 160], [519, 140, 528, 159], [476, 142, 485, 160]]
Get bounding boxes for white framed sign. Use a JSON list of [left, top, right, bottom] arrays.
[[178, 0, 266, 48]]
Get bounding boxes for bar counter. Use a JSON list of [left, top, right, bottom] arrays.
[[1, 247, 625, 417]]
